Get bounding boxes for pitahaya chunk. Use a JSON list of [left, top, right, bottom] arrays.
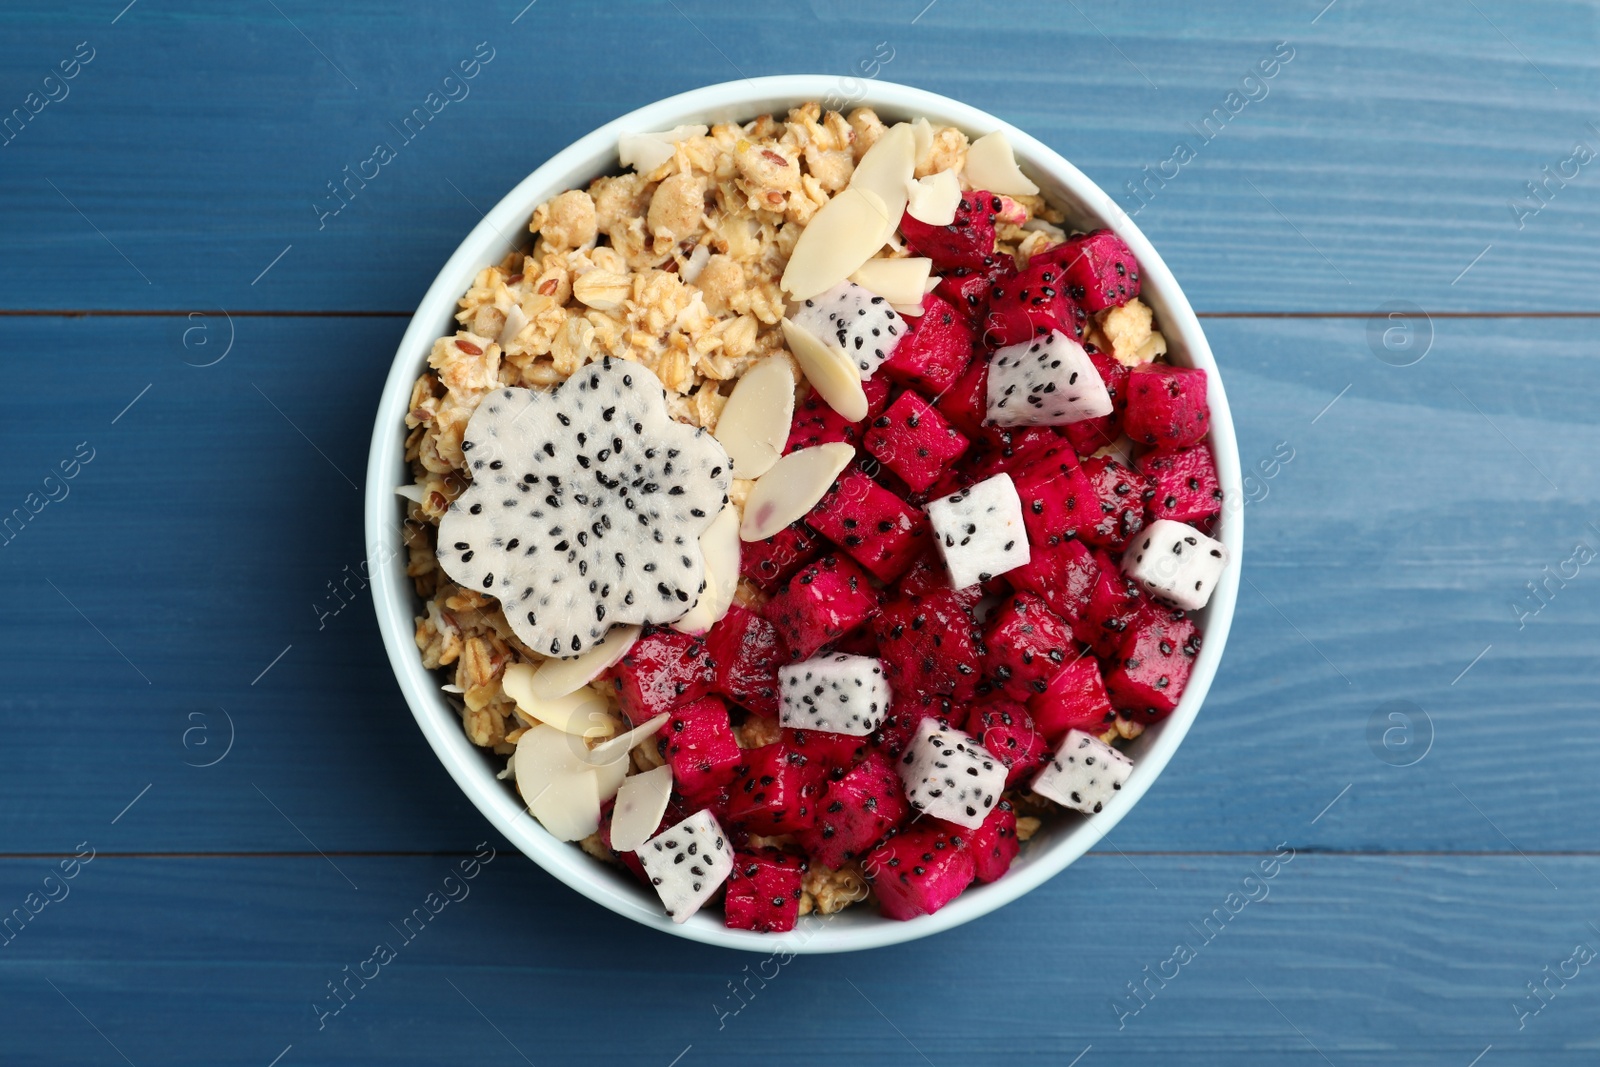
[[935, 256, 1011, 322], [610, 627, 714, 725], [436, 359, 731, 657], [779, 653, 892, 736], [1061, 345, 1129, 455], [864, 824, 976, 920], [783, 378, 890, 452], [1034, 229, 1141, 313], [966, 799, 1020, 883], [1007, 537, 1100, 623], [937, 355, 991, 437], [655, 695, 742, 801], [806, 469, 929, 583], [982, 593, 1073, 700], [898, 190, 997, 270], [1008, 446, 1099, 549], [789, 281, 907, 378], [986, 331, 1112, 428], [864, 391, 970, 493], [1029, 655, 1115, 742], [1030, 729, 1133, 815], [1121, 519, 1228, 611], [723, 847, 805, 933], [983, 258, 1088, 349], [723, 742, 823, 834], [762, 554, 881, 659], [897, 717, 1007, 829], [639, 810, 735, 922], [878, 292, 974, 395], [926, 473, 1031, 589], [795, 751, 909, 868], [783, 727, 870, 782], [1077, 455, 1153, 551], [737, 520, 822, 593], [1073, 549, 1148, 658], [1124, 364, 1209, 449], [1105, 609, 1200, 722], [966, 699, 1048, 785], [704, 604, 788, 717], [1139, 445, 1223, 524], [872, 590, 983, 703]]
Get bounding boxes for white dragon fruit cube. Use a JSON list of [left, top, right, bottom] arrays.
[[1031, 729, 1133, 815], [1121, 518, 1228, 611], [926, 473, 1031, 590], [897, 718, 1007, 829], [790, 280, 906, 378], [986, 330, 1113, 427], [638, 809, 735, 923], [779, 653, 891, 736]]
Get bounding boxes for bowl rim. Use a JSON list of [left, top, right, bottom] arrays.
[[365, 74, 1243, 954]]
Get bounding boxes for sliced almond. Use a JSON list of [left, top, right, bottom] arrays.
[[618, 124, 709, 172], [964, 130, 1039, 197], [782, 317, 868, 422], [780, 187, 892, 301], [891, 302, 925, 318], [502, 662, 617, 738], [497, 303, 529, 348], [583, 711, 670, 769], [514, 725, 605, 841], [527, 624, 641, 702], [850, 257, 933, 306], [740, 442, 855, 542], [848, 122, 916, 245], [906, 169, 962, 226], [672, 502, 742, 634], [714, 355, 795, 479], [609, 764, 675, 852]]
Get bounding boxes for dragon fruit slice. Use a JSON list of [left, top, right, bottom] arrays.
[[986, 331, 1112, 428], [795, 751, 908, 868], [724, 847, 806, 933], [1030, 729, 1133, 815], [638, 808, 735, 923], [926, 473, 1030, 590], [436, 359, 731, 657], [864, 825, 975, 920], [1033, 229, 1141, 313], [778, 653, 892, 736], [1121, 518, 1228, 611], [790, 281, 907, 379], [1139, 445, 1224, 524], [1124, 364, 1210, 449], [1106, 609, 1199, 722], [723, 742, 824, 834], [897, 717, 1007, 829]]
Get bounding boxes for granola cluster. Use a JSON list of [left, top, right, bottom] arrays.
[[401, 102, 1163, 915]]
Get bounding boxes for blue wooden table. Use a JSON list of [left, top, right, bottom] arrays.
[[3, 1, 1598, 1063]]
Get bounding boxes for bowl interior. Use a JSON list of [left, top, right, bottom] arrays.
[[365, 75, 1242, 953]]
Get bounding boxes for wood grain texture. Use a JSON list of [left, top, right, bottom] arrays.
[[1, 853, 1597, 1065], [1, 1, 1599, 312], [1, 314, 1595, 859]]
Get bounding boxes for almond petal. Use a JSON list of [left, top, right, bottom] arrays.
[[671, 503, 742, 634], [739, 442, 855, 542], [848, 122, 916, 244], [583, 712, 670, 768], [850, 256, 933, 306], [618, 124, 709, 172], [780, 187, 892, 301], [608, 764, 675, 852], [526, 624, 641, 701], [781, 317, 869, 422], [513, 726, 606, 840], [713, 355, 796, 479], [911, 118, 935, 171], [906, 169, 962, 226], [503, 662, 618, 737], [964, 130, 1039, 197]]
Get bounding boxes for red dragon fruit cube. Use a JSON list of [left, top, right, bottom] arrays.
[[611, 627, 715, 725], [762, 554, 881, 659], [1029, 654, 1115, 742], [1035, 229, 1141, 313], [795, 751, 909, 869], [1139, 445, 1223, 524], [723, 847, 806, 933], [784, 377, 890, 452], [966, 800, 1020, 883], [723, 742, 824, 834], [1072, 549, 1148, 658], [782, 727, 869, 782], [1124, 365, 1210, 449], [1007, 537, 1101, 624], [983, 257, 1088, 348], [899, 190, 998, 270], [738, 520, 823, 593], [1077, 455, 1154, 551], [864, 825, 976, 920], [1105, 611, 1201, 722], [879, 292, 975, 395], [705, 604, 789, 717], [806, 470, 929, 583], [655, 695, 743, 800], [937, 355, 991, 438], [967, 699, 1049, 785], [982, 593, 1074, 700], [872, 590, 984, 703], [935, 256, 1013, 323], [1061, 346, 1130, 455], [1008, 445, 1100, 548], [865, 391, 970, 493]]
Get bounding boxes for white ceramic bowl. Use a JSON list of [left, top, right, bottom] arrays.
[[365, 75, 1242, 953]]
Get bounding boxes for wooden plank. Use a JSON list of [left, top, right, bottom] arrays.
[[1, 313, 1596, 853], [1, 1, 1598, 312], [0, 853, 1595, 1064]]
